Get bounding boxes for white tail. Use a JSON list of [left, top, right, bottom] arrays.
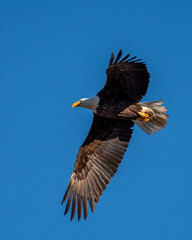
[[133, 100, 169, 135]]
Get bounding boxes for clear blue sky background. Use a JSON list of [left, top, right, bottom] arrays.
[[1, 0, 192, 239]]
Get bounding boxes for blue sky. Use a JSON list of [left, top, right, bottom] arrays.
[[1, 0, 192, 239]]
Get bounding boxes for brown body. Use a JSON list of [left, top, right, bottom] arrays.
[[96, 98, 141, 120]]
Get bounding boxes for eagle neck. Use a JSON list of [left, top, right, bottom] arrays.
[[81, 95, 100, 113]]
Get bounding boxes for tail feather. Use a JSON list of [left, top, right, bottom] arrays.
[[134, 100, 169, 135]]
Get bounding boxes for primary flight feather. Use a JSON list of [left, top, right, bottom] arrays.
[[61, 50, 169, 221]]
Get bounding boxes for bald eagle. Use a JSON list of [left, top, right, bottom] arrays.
[[61, 50, 168, 221]]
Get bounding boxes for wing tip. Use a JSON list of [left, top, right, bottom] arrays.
[[114, 49, 122, 64], [108, 50, 145, 65], [109, 52, 114, 66]]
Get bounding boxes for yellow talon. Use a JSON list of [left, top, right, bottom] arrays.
[[138, 112, 149, 118], [137, 112, 150, 122]]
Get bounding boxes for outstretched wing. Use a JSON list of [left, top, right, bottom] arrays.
[[61, 114, 134, 221], [99, 50, 150, 102]]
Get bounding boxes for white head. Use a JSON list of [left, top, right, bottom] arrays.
[[72, 96, 100, 113]]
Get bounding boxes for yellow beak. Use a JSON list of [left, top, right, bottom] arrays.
[[72, 101, 80, 108]]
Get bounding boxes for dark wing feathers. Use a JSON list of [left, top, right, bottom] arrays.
[[62, 114, 134, 221], [109, 53, 114, 66], [119, 53, 130, 63], [102, 49, 150, 102], [113, 49, 122, 64], [78, 197, 82, 221]]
